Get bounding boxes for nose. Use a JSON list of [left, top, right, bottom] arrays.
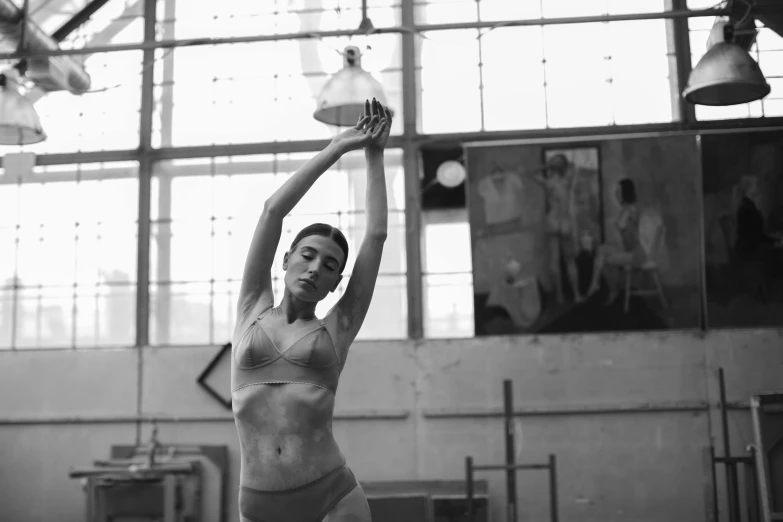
[[307, 262, 321, 280]]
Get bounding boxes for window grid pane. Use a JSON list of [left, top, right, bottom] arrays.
[[150, 149, 406, 345], [422, 214, 474, 338], [158, 0, 400, 41], [10, 50, 143, 155], [152, 24, 403, 147], [0, 163, 139, 349], [418, 18, 675, 133]]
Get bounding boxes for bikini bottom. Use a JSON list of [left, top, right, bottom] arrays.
[[239, 464, 357, 522]]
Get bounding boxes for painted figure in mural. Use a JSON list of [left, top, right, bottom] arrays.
[[733, 175, 783, 258], [528, 154, 583, 303], [230, 99, 391, 522], [586, 178, 662, 304]]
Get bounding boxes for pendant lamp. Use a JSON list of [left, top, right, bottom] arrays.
[[0, 70, 46, 145], [683, 22, 770, 106], [313, 45, 392, 127]]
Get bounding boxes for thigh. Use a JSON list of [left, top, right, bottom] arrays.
[[321, 483, 372, 522]]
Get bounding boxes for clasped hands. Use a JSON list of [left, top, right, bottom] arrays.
[[332, 98, 392, 154]]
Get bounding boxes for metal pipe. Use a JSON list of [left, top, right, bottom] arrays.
[[719, 368, 741, 522], [748, 446, 762, 522], [0, 7, 739, 61], [423, 400, 712, 419], [549, 454, 559, 522], [750, 396, 773, 522], [504, 379, 517, 522], [715, 456, 755, 465], [401, 0, 423, 340], [466, 456, 474, 522], [744, 455, 759, 522], [474, 463, 550, 471], [668, 0, 697, 124], [134, 0, 157, 446], [711, 446, 721, 522], [15, 117, 783, 169], [52, 0, 113, 42], [726, 462, 741, 522]]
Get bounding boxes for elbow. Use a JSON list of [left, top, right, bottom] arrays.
[[366, 230, 388, 242], [262, 200, 283, 218]]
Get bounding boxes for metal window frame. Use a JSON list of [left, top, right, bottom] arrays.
[[3, 1, 783, 349]]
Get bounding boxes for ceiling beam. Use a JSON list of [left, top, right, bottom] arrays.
[[51, 0, 112, 42]]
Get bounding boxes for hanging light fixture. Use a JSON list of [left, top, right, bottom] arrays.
[[0, 66, 46, 145], [313, 45, 391, 127], [683, 21, 770, 106], [313, 0, 392, 126]]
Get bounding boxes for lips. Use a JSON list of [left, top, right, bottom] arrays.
[[299, 279, 317, 290]]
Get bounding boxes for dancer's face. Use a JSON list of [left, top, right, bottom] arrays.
[[283, 235, 345, 302]]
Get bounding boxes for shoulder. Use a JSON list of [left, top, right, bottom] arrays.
[[233, 302, 274, 346]]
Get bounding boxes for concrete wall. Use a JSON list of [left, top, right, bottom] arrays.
[[0, 329, 781, 522]]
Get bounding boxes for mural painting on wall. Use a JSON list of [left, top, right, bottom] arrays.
[[465, 135, 703, 335], [702, 131, 783, 328]]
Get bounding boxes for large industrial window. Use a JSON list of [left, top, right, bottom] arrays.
[[421, 209, 474, 338], [0, 161, 139, 349], [688, 0, 783, 120], [152, 1, 403, 148], [416, 0, 676, 133], [149, 149, 407, 346], [2, 0, 782, 349]]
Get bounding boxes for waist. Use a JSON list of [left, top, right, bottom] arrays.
[[239, 433, 346, 490]]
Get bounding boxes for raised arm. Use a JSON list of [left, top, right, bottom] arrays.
[[329, 99, 392, 352], [236, 109, 384, 322]]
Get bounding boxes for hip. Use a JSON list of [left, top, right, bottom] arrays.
[[239, 464, 361, 522]]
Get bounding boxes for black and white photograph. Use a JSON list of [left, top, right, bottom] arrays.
[[1, 1, 782, 522]]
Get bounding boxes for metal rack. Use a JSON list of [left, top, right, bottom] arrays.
[[465, 379, 559, 522]]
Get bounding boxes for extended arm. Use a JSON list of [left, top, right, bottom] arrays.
[[330, 99, 392, 352], [236, 111, 383, 321]]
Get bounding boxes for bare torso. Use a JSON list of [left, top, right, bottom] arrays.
[[231, 310, 346, 491], [545, 175, 571, 218]]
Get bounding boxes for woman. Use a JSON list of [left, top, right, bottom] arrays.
[[586, 178, 647, 304], [733, 175, 780, 258], [231, 99, 391, 522]]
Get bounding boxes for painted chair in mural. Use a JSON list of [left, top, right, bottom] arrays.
[[621, 207, 668, 314]]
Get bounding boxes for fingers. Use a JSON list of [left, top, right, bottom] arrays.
[[354, 114, 370, 130], [365, 113, 381, 133], [353, 99, 390, 144], [370, 120, 387, 140]]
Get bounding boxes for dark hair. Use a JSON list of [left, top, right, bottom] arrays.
[[618, 178, 637, 205], [290, 223, 349, 273]]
